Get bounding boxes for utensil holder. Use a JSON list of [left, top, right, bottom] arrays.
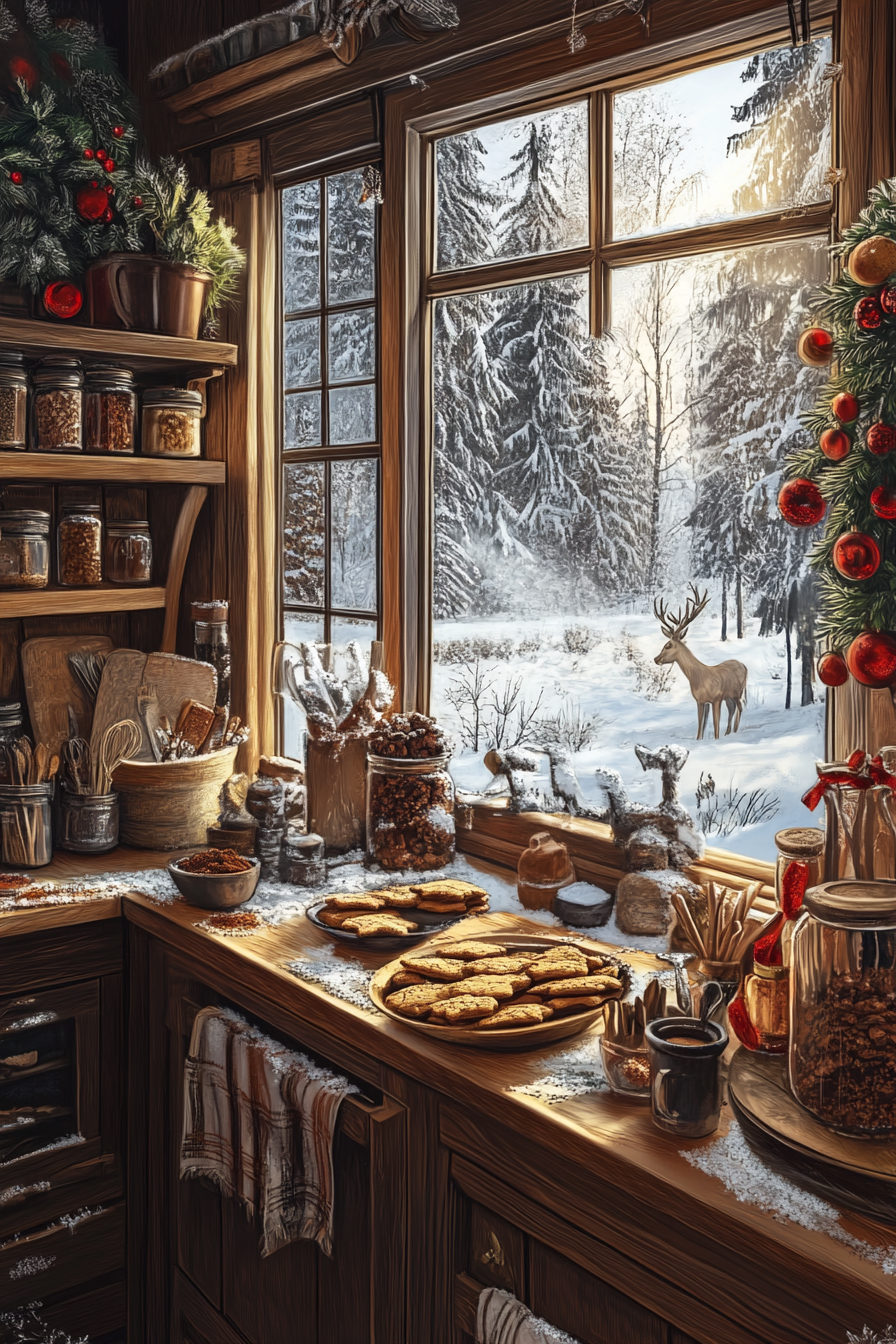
[[59, 788, 118, 853], [0, 782, 53, 867]]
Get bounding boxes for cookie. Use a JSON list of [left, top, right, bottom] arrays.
[[447, 973, 530, 1000], [341, 914, 419, 937], [586, 955, 618, 973], [539, 975, 621, 997], [380, 890, 420, 909], [398, 956, 467, 981], [526, 959, 590, 983], [316, 909, 357, 928], [436, 941, 505, 960], [389, 970, 426, 988], [461, 955, 535, 976], [385, 984, 450, 1016], [415, 900, 467, 913], [413, 879, 488, 899], [428, 995, 499, 1022], [325, 893, 386, 911], [475, 1004, 550, 1029], [548, 995, 605, 1014]]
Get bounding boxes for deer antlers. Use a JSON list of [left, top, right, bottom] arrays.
[[653, 584, 709, 641]]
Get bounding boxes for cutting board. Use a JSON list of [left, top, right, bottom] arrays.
[[142, 653, 217, 742], [21, 635, 114, 757], [90, 649, 149, 762]]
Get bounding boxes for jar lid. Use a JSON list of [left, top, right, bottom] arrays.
[[0, 700, 22, 721], [107, 519, 149, 532], [60, 502, 101, 514], [33, 355, 82, 385], [775, 827, 825, 857], [86, 363, 134, 385], [192, 599, 229, 622], [143, 386, 202, 408], [0, 509, 50, 533], [0, 350, 26, 368], [803, 880, 896, 929]]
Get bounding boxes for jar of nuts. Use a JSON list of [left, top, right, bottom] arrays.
[[85, 364, 136, 454], [366, 749, 456, 872], [0, 351, 29, 449], [58, 503, 102, 587], [789, 881, 896, 1137], [105, 519, 152, 584], [32, 355, 83, 452], [0, 509, 50, 588], [142, 386, 202, 458]]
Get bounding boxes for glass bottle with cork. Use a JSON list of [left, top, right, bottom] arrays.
[[192, 601, 231, 712], [728, 827, 824, 1053]]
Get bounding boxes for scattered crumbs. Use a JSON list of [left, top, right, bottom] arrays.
[[683, 1121, 896, 1274], [9, 1253, 55, 1279], [195, 909, 269, 938], [0, 1132, 84, 1168], [0, 1181, 49, 1205], [285, 946, 379, 1014], [59, 1205, 103, 1233], [0, 1117, 35, 1131], [508, 1031, 609, 1105]]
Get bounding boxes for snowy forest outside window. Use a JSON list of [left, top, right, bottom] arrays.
[[280, 166, 380, 755], [429, 38, 834, 860]]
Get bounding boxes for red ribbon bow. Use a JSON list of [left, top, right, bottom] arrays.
[[801, 750, 896, 812]]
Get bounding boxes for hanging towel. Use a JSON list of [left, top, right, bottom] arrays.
[[179, 1006, 358, 1257], [476, 1287, 582, 1344]]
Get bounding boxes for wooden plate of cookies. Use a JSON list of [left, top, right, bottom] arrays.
[[369, 933, 630, 1049], [306, 878, 491, 950]]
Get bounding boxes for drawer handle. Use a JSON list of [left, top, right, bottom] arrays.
[[480, 1232, 505, 1268]]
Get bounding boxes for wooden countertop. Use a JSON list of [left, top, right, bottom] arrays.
[[121, 882, 896, 1344], [0, 847, 171, 938]]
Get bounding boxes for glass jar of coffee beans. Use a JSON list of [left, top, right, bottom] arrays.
[[32, 356, 83, 452], [58, 503, 102, 586], [0, 351, 29, 449]]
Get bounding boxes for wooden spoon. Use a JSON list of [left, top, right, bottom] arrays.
[[34, 743, 48, 786]]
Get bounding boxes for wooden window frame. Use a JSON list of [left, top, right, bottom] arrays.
[[377, 0, 894, 890]]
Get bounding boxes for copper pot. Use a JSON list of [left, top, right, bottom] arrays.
[[87, 253, 213, 339]]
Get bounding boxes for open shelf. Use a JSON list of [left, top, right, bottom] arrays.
[[0, 452, 225, 484], [0, 1057, 69, 1085], [0, 584, 166, 618], [0, 315, 237, 372]]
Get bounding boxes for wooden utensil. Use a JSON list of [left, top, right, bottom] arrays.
[[90, 650, 149, 763], [142, 653, 217, 759], [21, 635, 113, 758]]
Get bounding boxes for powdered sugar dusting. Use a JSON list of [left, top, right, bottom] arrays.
[[508, 1030, 609, 1104], [285, 945, 379, 1013], [0, 1132, 84, 1168], [9, 1253, 55, 1278], [684, 1121, 896, 1274]]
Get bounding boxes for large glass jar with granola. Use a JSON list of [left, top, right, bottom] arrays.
[[789, 880, 896, 1137], [366, 714, 455, 871]]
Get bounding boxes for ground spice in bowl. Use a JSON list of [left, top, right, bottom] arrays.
[[177, 848, 253, 875]]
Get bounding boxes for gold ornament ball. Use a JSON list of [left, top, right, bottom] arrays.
[[796, 328, 834, 366], [847, 234, 896, 286]]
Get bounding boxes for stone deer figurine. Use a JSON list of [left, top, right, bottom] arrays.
[[653, 585, 748, 740]]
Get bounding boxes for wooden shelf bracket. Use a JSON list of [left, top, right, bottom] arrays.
[[161, 485, 209, 653]]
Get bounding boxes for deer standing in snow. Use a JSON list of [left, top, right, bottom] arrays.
[[653, 585, 748, 741]]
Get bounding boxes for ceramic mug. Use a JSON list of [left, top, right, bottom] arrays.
[[645, 1016, 728, 1138]]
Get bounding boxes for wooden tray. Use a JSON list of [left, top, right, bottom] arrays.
[[728, 1048, 896, 1225], [369, 933, 628, 1051]]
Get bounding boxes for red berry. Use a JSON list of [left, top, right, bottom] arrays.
[[105, 184, 114, 194], [113, 125, 124, 137], [83, 148, 94, 160], [103, 159, 115, 173], [132, 196, 143, 208], [881, 285, 896, 316], [96, 149, 107, 161], [871, 485, 896, 520], [867, 422, 896, 455], [102, 206, 113, 223], [778, 478, 826, 528], [817, 651, 849, 687], [855, 294, 884, 330], [9, 170, 22, 185], [832, 392, 860, 423], [820, 428, 851, 461], [91, 180, 98, 188]]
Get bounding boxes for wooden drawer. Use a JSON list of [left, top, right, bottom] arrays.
[[0, 1149, 120, 1239], [0, 1201, 125, 1308], [39, 1275, 127, 1341]]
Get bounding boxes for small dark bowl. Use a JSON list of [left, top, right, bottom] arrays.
[[168, 854, 261, 910]]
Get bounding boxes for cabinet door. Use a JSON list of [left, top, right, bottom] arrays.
[[529, 1242, 666, 1344]]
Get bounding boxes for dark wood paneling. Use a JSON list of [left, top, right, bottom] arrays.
[[222, 1192, 319, 1344], [529, 1241, 666, 1344], [0, 920, 122, 993], [39, 1275, 127, 1341], [0, 1151, 119, 1240], [101, 971, 124, 1161], [316, 1130, 366, 1344], [0, 1203, 125, 1309], [469, 1199, 525, 1296], [174, 1268, 252, 1344], [268, 96, 380, 177]]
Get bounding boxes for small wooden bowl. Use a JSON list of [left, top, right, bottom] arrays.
[[168, 855, 260, 910]]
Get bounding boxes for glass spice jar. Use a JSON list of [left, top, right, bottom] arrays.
[[0, 782, 53, 867], [0, 701, 24, 786], [366, 753, 456, 871], [32, 356, 83, 452], [192, 600, 231, 710], [85, 364, 136, 454], [142, 387, 202, 458], [105, 519, 152, 584], [0, 351, 29, 449], [58, 503, 102, 586], [789, 880, 896, 1137], [0, 509, 50, 588]]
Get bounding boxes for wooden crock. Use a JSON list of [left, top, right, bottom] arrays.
[[111, 746, 238, 849], [517, 830, 575, 911], [86, 253, 213, 339]]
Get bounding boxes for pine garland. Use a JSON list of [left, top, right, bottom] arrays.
[[786, 178, 896, 652]]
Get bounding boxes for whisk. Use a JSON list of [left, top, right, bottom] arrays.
[[90, 720, 141, 796], [68, 650, 108, 703], [61, 737, 91, 795]]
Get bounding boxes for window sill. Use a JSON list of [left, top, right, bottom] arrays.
[[456, 799, 776, 911]]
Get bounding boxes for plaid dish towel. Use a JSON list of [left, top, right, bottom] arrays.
[[476, 1287, 582, 1344], [179, 1006, 358, 1257]]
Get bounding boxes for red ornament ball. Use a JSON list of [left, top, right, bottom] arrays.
[[778, 477, 826, 527], [855, 294, 884, 330], [797, 327, 834, 367], [95, 149, 107, 162], [43, 280, 83, 321], [832, 392, 860, 423], [8, 171, 22, 186], [817, 651, 849, 687], [833, 530, 881, 582], [113, 125, 124, 138], [82, 147, 94, 160], [872, 485, 896, 520], [9, 57, 37, 90], [103, 159, 115, 173], [50, 54, 71, 80], [882, 285, 896, 316], [847, 630, 896, 688], [867, 422, 896, 455], [132, 196, 143, 208], [820, 428, 851, 461], [75, 182, 109, 221]]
